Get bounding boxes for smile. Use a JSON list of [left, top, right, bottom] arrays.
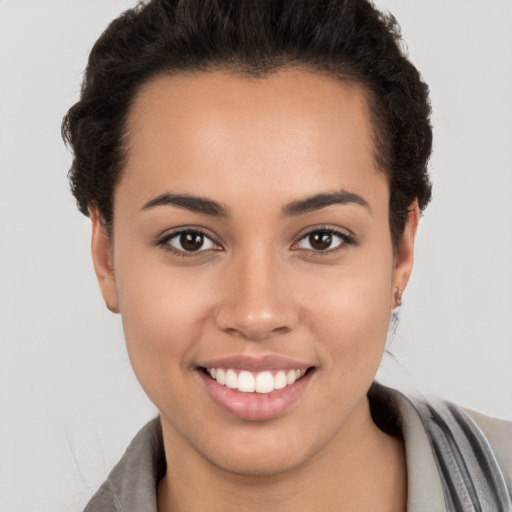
[[197, 356, 314, 420], [206, 368, 308, 394]]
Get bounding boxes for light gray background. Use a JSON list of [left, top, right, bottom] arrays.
[[1, 1, 511, 510]]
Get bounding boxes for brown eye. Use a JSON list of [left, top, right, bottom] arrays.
[[309, 231, 333, 250], [163, 230, 219, 254], [180, 232, 205, 251], [295, 229, 351, 252]]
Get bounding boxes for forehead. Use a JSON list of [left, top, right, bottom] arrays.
[[120, 69, 386, 211]]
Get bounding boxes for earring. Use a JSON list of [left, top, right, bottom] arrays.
[[394, 288, 403, 307]]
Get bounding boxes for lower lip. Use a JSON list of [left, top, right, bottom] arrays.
[[197, 369, 313, 421]]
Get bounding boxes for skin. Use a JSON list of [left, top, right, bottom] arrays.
[[90, 69, 418, 511]]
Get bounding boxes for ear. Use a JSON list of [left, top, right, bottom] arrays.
[[391, 200, 419, 309], [89, 208, 120, 314]]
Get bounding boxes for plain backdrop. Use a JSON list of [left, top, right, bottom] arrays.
[[1, 1, 511, 510]]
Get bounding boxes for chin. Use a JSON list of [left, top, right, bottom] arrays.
[[193, 414, 333, 478], [206, 440, 313, 477]]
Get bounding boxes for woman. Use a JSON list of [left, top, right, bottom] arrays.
[[62, 0, 512, 510]]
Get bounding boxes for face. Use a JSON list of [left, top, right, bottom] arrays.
[[91, 69, 417, 476]]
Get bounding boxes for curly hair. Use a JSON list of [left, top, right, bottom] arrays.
[[62, 0, 432, 247]]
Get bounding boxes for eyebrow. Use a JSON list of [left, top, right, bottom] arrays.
[[141, 189, 370, 218], [282, 190, 370, 216], [142, 193, 231, 217]]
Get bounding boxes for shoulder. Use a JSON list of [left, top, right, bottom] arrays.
[[403, 390, 512, 509], [463, 406, 512, 491], [83, 417, 165, 512], [370, 383, 512, 510]]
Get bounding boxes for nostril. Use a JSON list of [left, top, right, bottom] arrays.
[[214, 294, 299, 341], [219, 321, 294, 342]]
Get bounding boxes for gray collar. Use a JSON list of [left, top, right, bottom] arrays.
[[83, 417, 165, 512]]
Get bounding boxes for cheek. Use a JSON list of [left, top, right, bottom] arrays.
[[303, 249, 394, 371], [113, 249, 212, 393]]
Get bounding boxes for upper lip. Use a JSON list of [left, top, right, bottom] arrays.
[[198, 354, 312, 371]]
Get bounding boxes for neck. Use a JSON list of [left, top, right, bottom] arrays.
[[157, 398, 406, 512]]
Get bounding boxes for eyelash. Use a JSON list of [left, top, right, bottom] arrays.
[[155, 226, 354, 258], [156, 228, 221, 258], [293, 226, 355, 255]]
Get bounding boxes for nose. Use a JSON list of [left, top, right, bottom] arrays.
[[214, 248, 299, 341]]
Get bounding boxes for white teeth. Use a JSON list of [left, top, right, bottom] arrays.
[[255, 371, 274, 393], [238, 371, 255, 392], [216, 368, 225, 385], [286, 370, 296, 385], [225, 369, 238, 389], [206, 367, 307, 394], [274, 370, 287, 390]]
